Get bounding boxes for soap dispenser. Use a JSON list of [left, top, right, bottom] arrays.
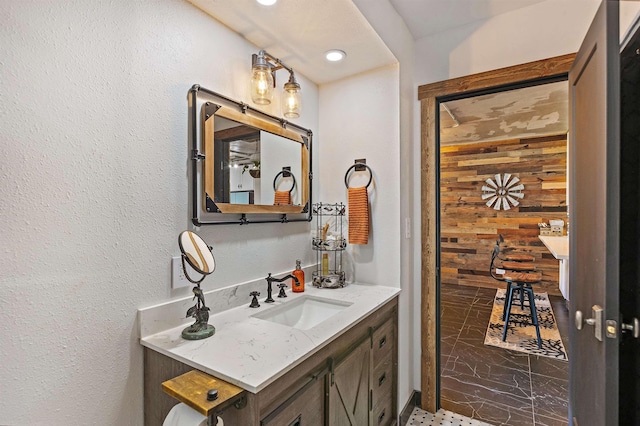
[[292, 259, 305, 293]]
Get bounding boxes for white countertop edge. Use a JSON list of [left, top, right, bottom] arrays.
[[140, 284, 400, 393], [539, 235, 569, 259]]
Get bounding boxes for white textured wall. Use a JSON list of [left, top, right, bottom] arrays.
[[0, 1, 317, 424], [318, 65, 401, 288]]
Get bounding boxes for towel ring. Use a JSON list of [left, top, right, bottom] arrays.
[[344, 163, 372, 189], [273, 171, 297, 193]]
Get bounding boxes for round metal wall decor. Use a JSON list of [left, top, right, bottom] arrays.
[[481, 173, 524, 210]]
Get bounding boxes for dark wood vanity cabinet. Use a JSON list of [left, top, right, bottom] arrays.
[[144, 296, 398, 426]]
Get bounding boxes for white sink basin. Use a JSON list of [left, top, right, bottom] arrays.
[[252, 295, 352, 330]]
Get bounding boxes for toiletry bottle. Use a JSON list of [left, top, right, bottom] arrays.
[[292, 259, 305, 293], [322, 253, 329, 275]]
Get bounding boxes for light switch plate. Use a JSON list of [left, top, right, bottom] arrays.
[[172, 256, 190, 289]]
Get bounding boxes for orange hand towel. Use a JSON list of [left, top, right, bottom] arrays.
[[274, 190, 291, 205], [348, 186, 369, 244]]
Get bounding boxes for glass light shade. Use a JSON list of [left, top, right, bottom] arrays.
[[282, 82, 302, 118], [250, 64, 274, 105]]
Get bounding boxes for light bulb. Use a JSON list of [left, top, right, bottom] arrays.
[[250, 59, 274, 105], [282, 73, 301, 118]]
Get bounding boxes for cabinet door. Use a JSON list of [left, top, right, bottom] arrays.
[[328, 339, 371, 425]]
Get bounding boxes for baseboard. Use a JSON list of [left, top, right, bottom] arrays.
[[399, 390, 422, 425]]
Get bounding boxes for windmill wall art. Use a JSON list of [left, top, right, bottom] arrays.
[[481, 173, 524, 210]]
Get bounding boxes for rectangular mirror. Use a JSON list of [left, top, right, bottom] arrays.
[[189, 86, 312, 225]]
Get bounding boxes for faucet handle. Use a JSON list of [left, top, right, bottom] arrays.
[[277, 283, 288, 298], [249, 291, 260, 308]]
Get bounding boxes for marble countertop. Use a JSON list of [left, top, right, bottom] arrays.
[[539, 235, 569, 260], [140, 284, 400, 393]]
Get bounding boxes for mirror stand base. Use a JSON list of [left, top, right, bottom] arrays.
[[181, 324, 216, 340]]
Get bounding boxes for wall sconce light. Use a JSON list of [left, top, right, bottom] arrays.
[[251, 50, 302, 118]]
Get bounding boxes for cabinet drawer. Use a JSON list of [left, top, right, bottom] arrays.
[[372, 317, 393, 368], [371, 357, 393, 409], [373, 392, 393, 426]]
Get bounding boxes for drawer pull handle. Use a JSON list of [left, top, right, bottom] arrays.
[[379, 336, 387, 349], [378, 372, 386, 387], [378, 409, 386, 425], [288, 414, 301, 426]]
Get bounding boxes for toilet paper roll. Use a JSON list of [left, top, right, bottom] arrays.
[[163, 403, 223, 426]]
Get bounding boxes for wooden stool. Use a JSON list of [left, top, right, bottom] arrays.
[[496, 235, 537, 310], [490, 244, 542, 349], [501, 273, 542, 349]]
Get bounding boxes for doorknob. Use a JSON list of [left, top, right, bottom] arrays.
[[575, 305, 603, 341], [621, 318, 640, 339]]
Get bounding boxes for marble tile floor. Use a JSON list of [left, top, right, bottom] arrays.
[[407, 407, 492, 425], [439, 283, 570, 425]]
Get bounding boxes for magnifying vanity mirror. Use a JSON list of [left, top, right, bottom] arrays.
[[178, 230, 216, 340], [189, 85, 313, 225]]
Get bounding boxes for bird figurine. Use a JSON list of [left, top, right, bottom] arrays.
[[192, 286, 207, 309], [184, 285, 211, 333]]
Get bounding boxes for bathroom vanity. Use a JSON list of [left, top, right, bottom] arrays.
[[140, 283, 399, 425]]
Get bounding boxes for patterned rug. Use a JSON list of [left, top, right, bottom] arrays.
[[484, 288, 568, 360]]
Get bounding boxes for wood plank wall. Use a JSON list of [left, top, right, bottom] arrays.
[[440, 133, 567, 296]]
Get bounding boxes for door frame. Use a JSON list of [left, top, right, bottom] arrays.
[[418, 53, 576, 412]]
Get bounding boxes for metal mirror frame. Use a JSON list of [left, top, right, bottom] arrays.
[[188, 85, 313, 225], [178, 230, 216, 278]]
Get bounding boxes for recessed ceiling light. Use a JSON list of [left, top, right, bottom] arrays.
[[256, 0, 277, 5], [325, 50, 346, 62]]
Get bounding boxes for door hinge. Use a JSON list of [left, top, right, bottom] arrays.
[[192, 149, 205, 161], [328, 358, 335, 386], [621, 318, 640, 338]]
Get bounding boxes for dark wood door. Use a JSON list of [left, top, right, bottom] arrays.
[[328, 338, 370, 425], [568, 1, 620, 424]]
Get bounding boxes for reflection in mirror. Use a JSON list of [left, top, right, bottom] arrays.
[[213, 116, 261, 205], [212, 116, 302, 207], [178, 230, 216, 340], [273, 168, 297, 205]]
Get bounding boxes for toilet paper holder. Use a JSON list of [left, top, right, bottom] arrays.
[[162, 370, 247, 425]]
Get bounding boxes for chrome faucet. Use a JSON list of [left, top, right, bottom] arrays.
[[265, 273, 299, 303]]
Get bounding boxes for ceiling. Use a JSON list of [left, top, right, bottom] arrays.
[[188, 0, 544, 85], [188, 0, 396, 84], [440, 81, 568, 145], [389, 0, 546, 40]]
